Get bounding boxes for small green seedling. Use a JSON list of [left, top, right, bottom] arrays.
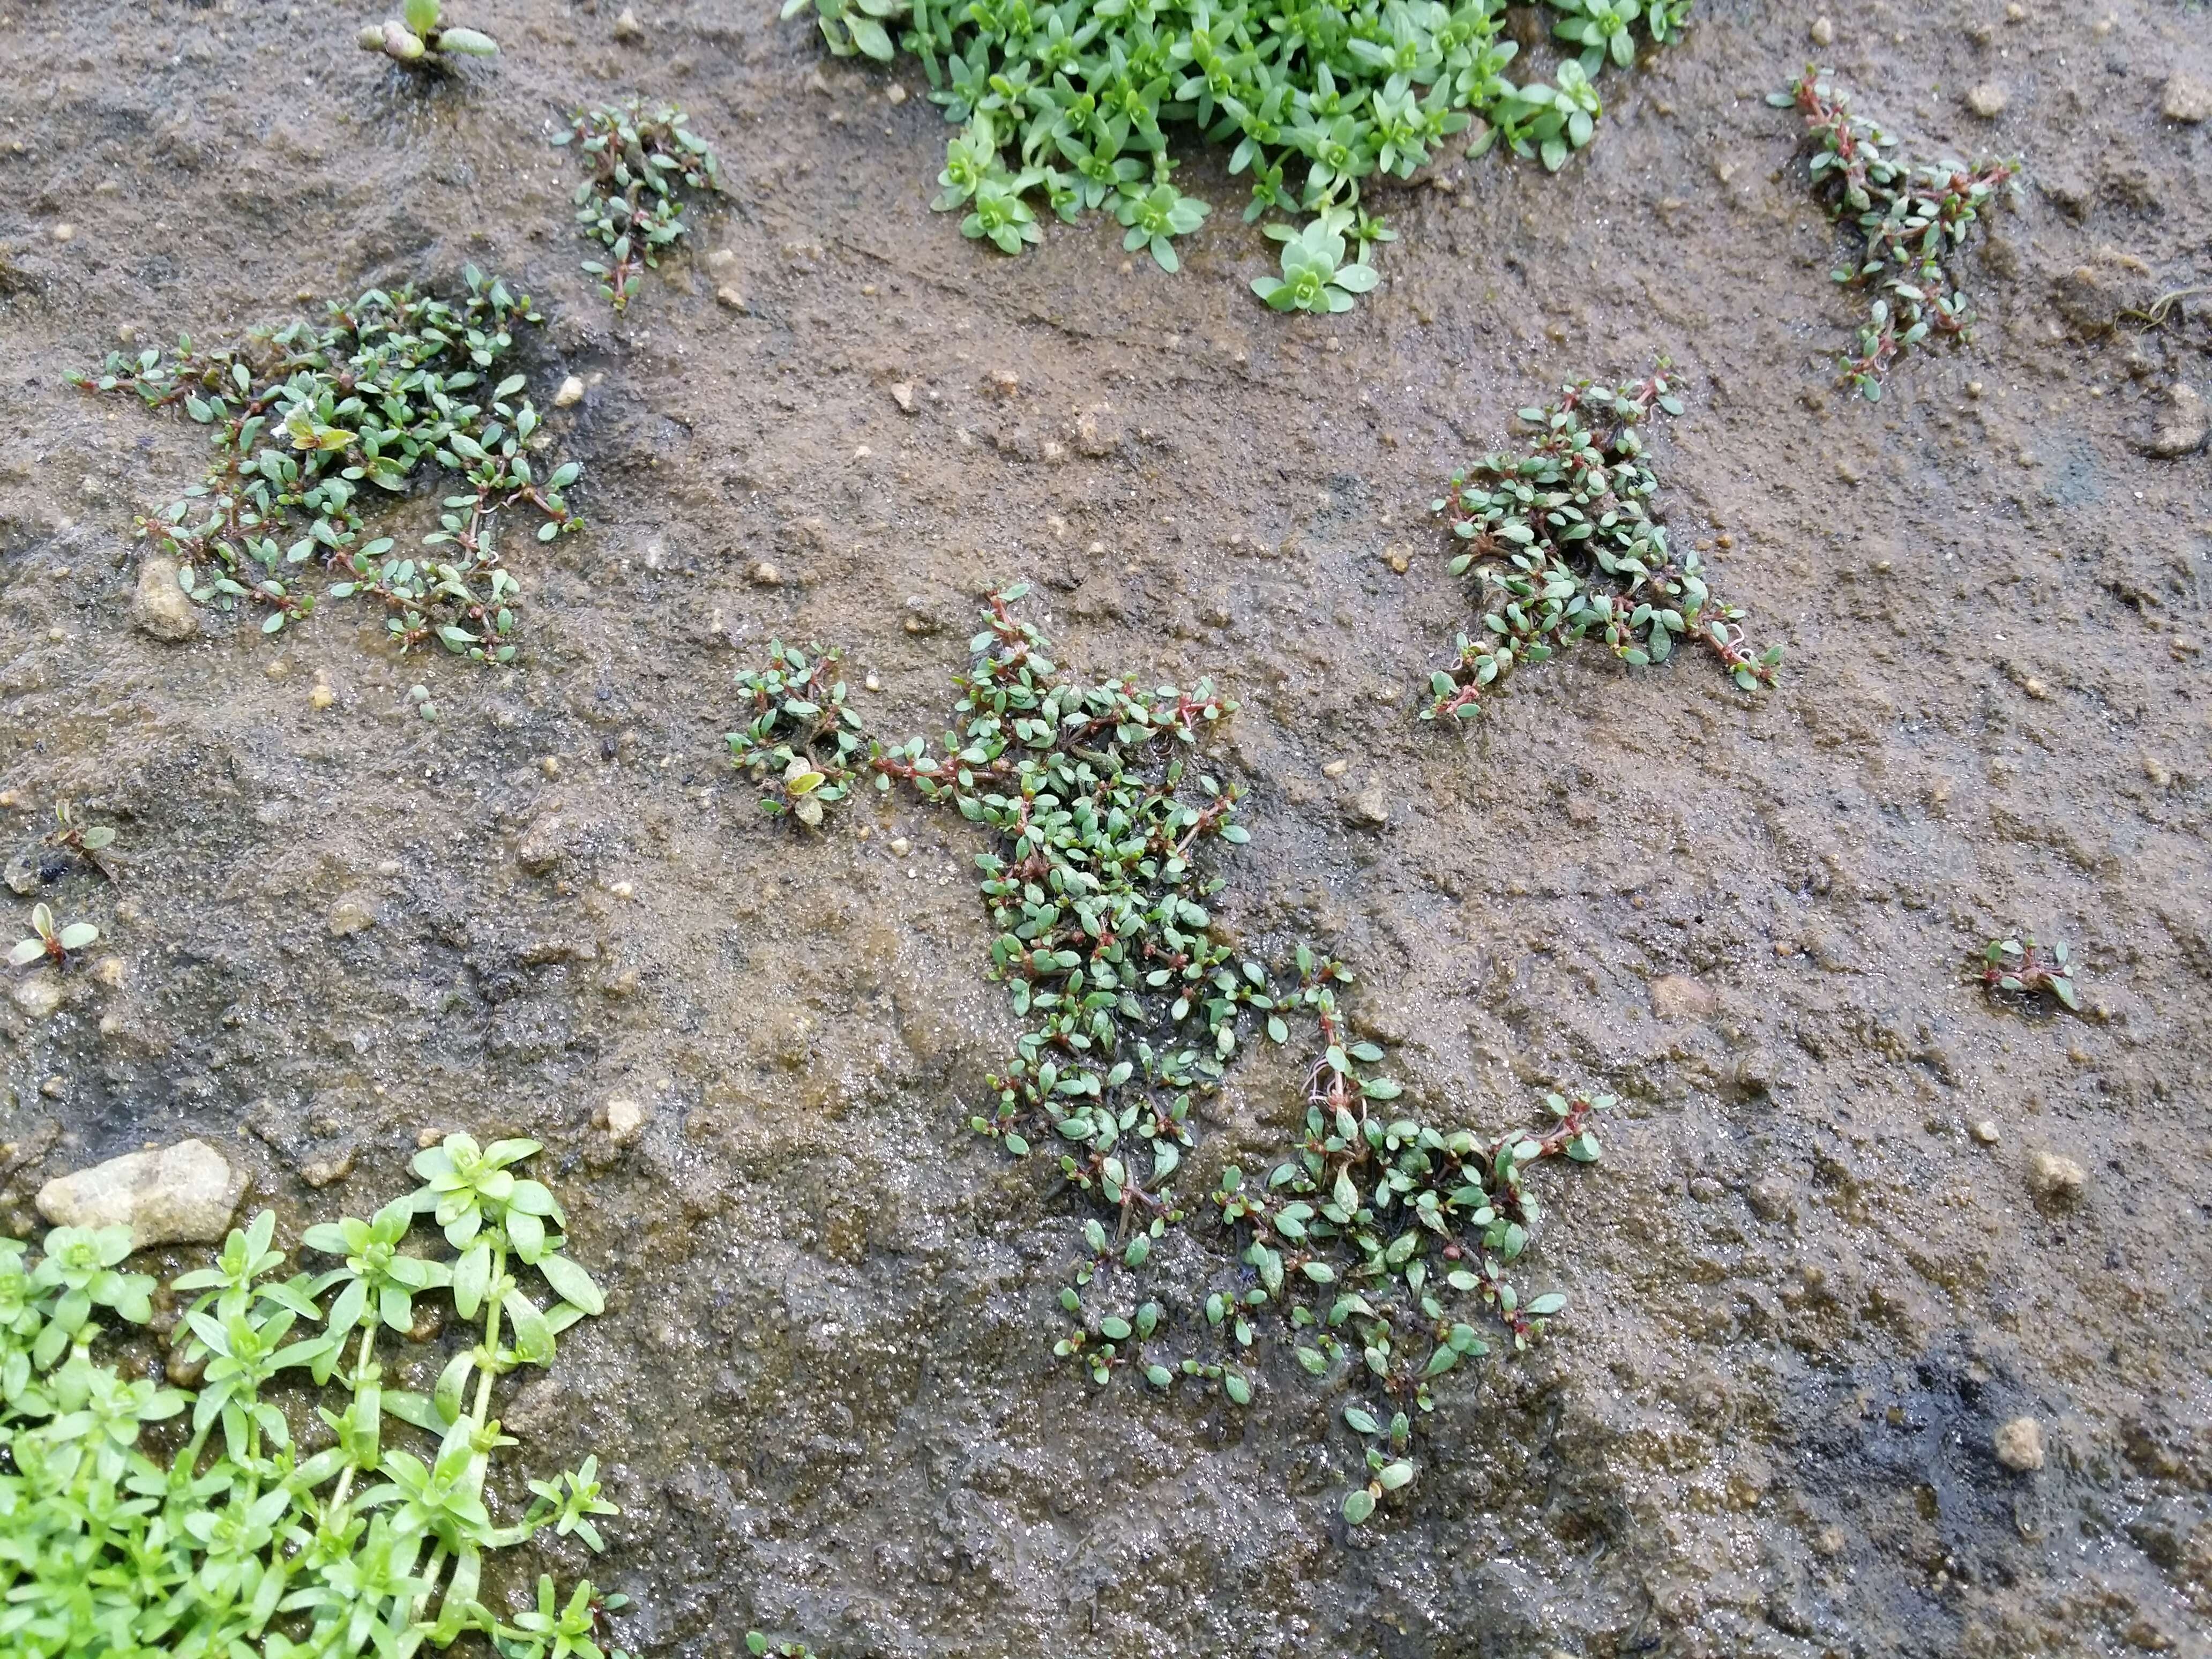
[[1982, 934, 2080, 1012], [554, 101, 726, 313], [47, 802, 119, 883], [10, 902, 97, 968], [1253, 214, 1380, 313], [356, 0, 499, 65]]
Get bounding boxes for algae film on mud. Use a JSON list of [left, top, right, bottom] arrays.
[[727, 586, 1610, 1536]]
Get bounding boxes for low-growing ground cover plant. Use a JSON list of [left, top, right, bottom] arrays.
[[1774, 68, 2017, 399], [8, 901, 98, 969], [780, 0, 1692, 305], [70, 270, 582, 662], [0, 1134, 627, 1658], [356, 0, 500, 67], [1424, 367, 1779, 721], [554, 102, 726, 314], [727, 589, 1606, 1541], [1981, 933, 2081, 1012]]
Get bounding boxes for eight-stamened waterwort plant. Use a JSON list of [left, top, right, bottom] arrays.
[[553, 101, 727, 315], [0, 1134, 627, 1659], [70, 270, 584, 662], [1773, 68, 2018, 399], [727, 588, 1608, 1534], [779, 0, 1692, 305], [1424, 368, 1780, 721]]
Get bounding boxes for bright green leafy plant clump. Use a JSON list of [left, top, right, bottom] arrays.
[[356, 0, 500, 66], [1774, 68, 2017, 399], [69, 270, 583, 662], [729, 589, 1605, 1535], [553, 102, 726, 314], [1425, 368, 1779, 721], [0, 1134, 627, 1659], [780, 0, 1691, 302]]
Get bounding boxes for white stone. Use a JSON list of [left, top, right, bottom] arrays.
[[36, 1139, 246, 1250]]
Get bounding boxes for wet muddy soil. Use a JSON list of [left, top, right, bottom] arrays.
[[3, 1, 2211, 1655]]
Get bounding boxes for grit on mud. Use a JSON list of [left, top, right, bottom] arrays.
[[3, 2, 2210, 1656]]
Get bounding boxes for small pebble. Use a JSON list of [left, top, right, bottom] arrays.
[[541, 756, 561, 778], [890, 836, 911, 857], [716, 285, 748, 312], [610, 880, 635, 900], [1993, 1415, 2045, 1472], [93, 956, 125, 988], [890, 382, 916, 413], [2027, 1150, 2086, 1201], [606, 1097, 648, 1145], [886, 84, 907, 106], [309, 683, 335, 709], [612, 7, 643, 40], [1809, 14, 1833, 44], [1971, 1119, 2000, 1145], [751, 561, 780, 587], [1966, 82, 2009, 118], [1322, 759, 1350, 778], [554, 375, 585, 408], [51, 222, 75, 243]]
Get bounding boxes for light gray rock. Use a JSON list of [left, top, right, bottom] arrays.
[[13, 975, 65, 1019], [1966, 81, 2009, 118], [327, 895, 377, 937], [2147, 384, 2208, 458], [2163, 71, 2211, 123], [132, 557, 199, 642], [1994, 1415, 2044, 1471], [36, 1138, 246, 1250]]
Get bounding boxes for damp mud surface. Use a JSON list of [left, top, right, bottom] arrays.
[[4, 2, 2211, 1655]]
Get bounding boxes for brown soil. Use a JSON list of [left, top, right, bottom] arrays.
[[3, 2, 2210, 1655]]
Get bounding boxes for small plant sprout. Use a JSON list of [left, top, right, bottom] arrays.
[[70, 269, 582, 659], [1982, 934, 2081, 1012], [0, 1137, 630, 1656], [356, 0, 499, 66], [1252, 212, 1380, 313], [47, 801, 120, 883], [1773, 68, 2018, 399], [554, 101, 726, 313], [1425, 368, 1780, 721], [10, 902, 98, 969], [727, 591, 1605, 1534], [779, 0, 1693, 309]]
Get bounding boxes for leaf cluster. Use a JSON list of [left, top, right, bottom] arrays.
[[356, 0, 499, 66], [1774, 68, 2017, 399], [1981, 933, 2081, 1013], [70, 269, 584, 662], [552, 102, 726, 314], [0, 1135, 624, 1659], [9, 901, 99, 970], [1424, 368, 1779, 720], [780, 0, 1692, 301], [729, 590, 1605, 1530]]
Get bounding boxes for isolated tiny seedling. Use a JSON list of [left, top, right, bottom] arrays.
[[357, 0, 499, 66], [1982, 933, 2081, 1012], [9, 902, 98, 969], [1774, 68, 2017, 399], [781, 0, 1693, 308], [1426, 368, 1778, 720], [46, 801, 120, 883], [71, 269, 582, 660], [554, 101, 726, 313]]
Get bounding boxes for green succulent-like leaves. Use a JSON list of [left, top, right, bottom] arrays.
[[1252, 216, 1379, 312], [0, 1134, 622, 1659], [781, 0, 1687, 308]]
